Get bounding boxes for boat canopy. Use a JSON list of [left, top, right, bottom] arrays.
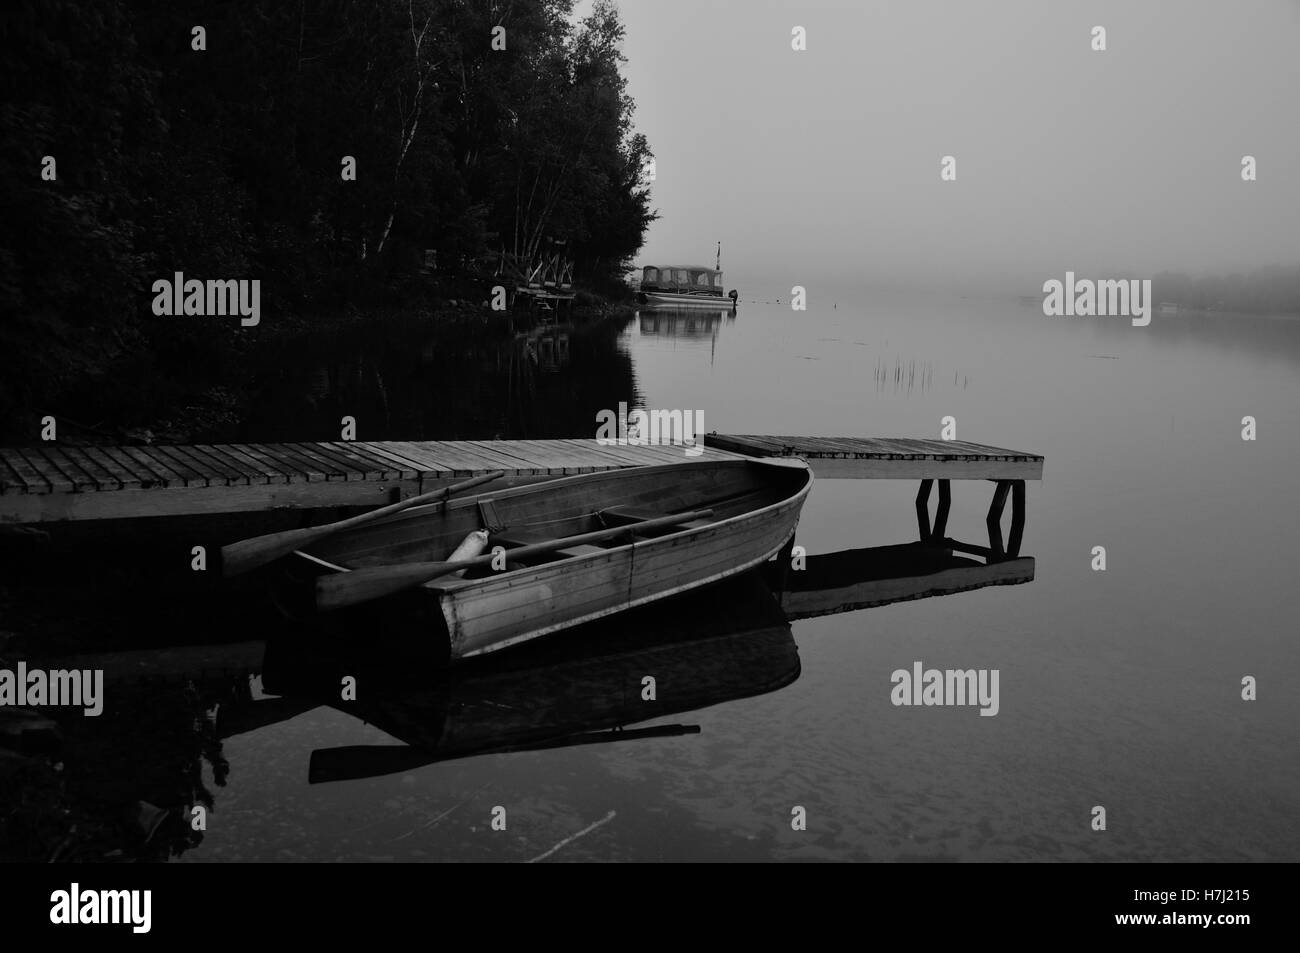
[[642, 265, 724, 289]]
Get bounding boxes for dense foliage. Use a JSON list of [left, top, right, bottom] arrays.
[[0, 0, 654, 434]]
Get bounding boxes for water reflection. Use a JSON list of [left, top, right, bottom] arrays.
[[636, 308, 733, 340], [1, 514, 1034, 860], [264, 575, 797, 784], [0, 644, 261, 862], [633, 308, 733, 365], [250, 531, 1034, 786], [239, 312, 638, 442]]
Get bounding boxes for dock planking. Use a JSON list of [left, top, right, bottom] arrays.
[[0, 434, 1042, 523], [0, 438, 742, 523], [705, 434, 1043, 481]]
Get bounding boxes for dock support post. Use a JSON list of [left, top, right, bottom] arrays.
[[1007, 480, 1026, 557], [915, 479, 933, 541], [916, 479, 951, 544], [986, 480, 1012, 561], [933, 479, 951, 539]]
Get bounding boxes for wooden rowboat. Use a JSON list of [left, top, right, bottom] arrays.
[[281, 459, 812, 663]]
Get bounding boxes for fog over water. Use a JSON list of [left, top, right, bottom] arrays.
[[611, 0, 1300, 296]]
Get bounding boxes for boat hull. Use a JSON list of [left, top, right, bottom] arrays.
[[287, 459, 811, 662], [638, 291, 736, 309], [443, 490, 805, 659]]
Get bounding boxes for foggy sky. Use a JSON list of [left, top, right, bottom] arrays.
[[607, 0, 1300, 295]]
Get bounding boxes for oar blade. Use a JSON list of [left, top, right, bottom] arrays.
[[315, 561, 459, 612], [221, 526, 323, 578]]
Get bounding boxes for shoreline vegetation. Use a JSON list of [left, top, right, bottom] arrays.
[[1149, 266, 1300, 316], [1014, 265, 1300, 317], [1, 0, 654, 446]]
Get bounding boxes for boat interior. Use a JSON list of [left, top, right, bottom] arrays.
[[301, 460, 810, 578]]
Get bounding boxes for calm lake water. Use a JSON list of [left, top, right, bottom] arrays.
[[169, 293, 1299, 862]]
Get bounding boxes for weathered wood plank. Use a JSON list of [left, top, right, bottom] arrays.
[[150, 446, 217, 486], [448, 440, 550, 475], [311, 442, 399, 480], [164, 445, 234, 485], [282, 443, 358, 480], [353, 443, 444, 477], [0, 450, 47, 493], [33, 447, 94, 491], [708, 434, 1043, 479], [71, 446, 133, 489], [190, 445, 257, 485], [260, 443, 332, 481], [0, 454, 25, 493], [489, 439, 570, 472], [903, 439, 958, 456], [555, 439, 658, 469], [117, 446, 185, 487], [516, 439, 619, 472], [370, 441, 457, 477], [395, 440, 498, 476], [225, 444, 297, 484], [94, 446, 162, 488], [211, 444, 279, 485]]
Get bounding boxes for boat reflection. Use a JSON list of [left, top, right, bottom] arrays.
[[636, 309, 733, 338], [262, 573, 797, 783], [254, 536, 1035, 784]]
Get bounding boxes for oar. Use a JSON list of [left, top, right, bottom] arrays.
[[221, 471, 505, 577], [316, 508, 714, 611]]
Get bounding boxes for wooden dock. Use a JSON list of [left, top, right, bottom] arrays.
[[705, 434, 1043, 480], [0, 434, 1042, 525], [0, 439, 745, 523]]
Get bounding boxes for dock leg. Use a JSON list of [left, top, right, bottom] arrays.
[[1007, 480, 1026, 557], [915, 479, 934, 541], [933, 479, 951, 539], [986, 480, 1011, 562]]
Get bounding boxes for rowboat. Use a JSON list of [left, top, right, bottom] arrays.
[[279, 459, 812, 663]]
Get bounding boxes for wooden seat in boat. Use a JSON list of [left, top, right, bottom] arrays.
[[600, 506, 714, 532], [493, 530, 610, 561]]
